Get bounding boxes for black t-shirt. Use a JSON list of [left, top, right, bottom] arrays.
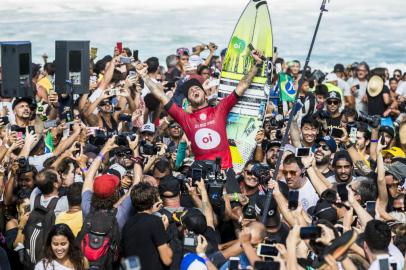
[[121, 212, 169, 270], [367, 85, 390, 116], [327, 115, 341, 130], [266, 222, 290, 244], [322, 170, 335, 179]]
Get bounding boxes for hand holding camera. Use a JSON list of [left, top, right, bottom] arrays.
[[196, 235, 208, 254]]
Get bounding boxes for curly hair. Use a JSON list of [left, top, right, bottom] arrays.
[[91, 189, 120, 211], [130, 182, 159, 212], [41, 224, 85, 270]]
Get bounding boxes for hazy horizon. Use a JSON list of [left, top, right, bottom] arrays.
[[1, 0, 405, 73]]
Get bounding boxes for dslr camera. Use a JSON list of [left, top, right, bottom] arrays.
[[139, 140, 160, 156], [183, 231, 198, 248], [357, 112, 380, 129]]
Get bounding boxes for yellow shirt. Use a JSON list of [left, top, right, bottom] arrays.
[[55, 210, 83, 236], [37, 76, 53, 95]]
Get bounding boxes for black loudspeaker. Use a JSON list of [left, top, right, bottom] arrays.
[[1, 41, 33, 97], [55, 41, 90, 94]]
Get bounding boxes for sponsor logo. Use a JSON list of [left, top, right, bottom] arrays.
[[199, 113, 207, 121], [195, 128, 221, 150]]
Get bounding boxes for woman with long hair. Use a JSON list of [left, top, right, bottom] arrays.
[[34, 224, 87, 270]]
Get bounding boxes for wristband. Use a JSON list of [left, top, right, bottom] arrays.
[[370, 139, 378, 143], [81, 167, 88, 173], [97, 153, 105, 161], [233, 192, 239, 202]]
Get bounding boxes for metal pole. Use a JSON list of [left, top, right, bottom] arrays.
[[261, 0, 330, 224]]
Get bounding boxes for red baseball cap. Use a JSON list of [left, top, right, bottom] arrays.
[[93, 174, 120, 198]]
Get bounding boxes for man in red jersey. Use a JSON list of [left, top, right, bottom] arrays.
[[136, 50, 264, 198], [136, 50, 263, 166]]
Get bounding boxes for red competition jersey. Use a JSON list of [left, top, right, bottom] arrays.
[[165, 91, 239, 168]]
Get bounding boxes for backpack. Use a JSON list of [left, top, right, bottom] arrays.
[[77, 209, 120, 270], [23, 195, 59, 265]]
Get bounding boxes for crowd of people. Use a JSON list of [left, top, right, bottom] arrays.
[[0, 42, 405, 270]]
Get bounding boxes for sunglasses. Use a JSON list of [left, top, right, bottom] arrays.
[[327, 100, 339, 105], [170, 124, 181, 129], [316, 144, 330, 151], [282, 170, 298, 176], [99, 102, 111, 106], [244, 170, 254, 176]]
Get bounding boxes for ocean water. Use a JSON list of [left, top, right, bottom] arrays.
[[0, 0, 405, 73]]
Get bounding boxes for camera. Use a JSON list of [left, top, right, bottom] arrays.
[[264, 114, 285, 129], [17, 157, 30, 173], [118, 113, 132, 122], [139, 140, 160, 156], [357, 112, 380, 129], [183, 231, 198, 248], [251, 163, 271, 185]]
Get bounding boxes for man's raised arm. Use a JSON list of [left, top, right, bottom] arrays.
[[235, 50, 264, 96], [136, 63, 170, 106]]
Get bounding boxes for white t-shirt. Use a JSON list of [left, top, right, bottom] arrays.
[[28, 153, 54, 171], [35, 259, 74, 270], [347, 78, 368, 113], [396, 81, 406, 97], [291, 179, 319, 211], [29, 187, 69, 217], [368, 244, 404, 270]]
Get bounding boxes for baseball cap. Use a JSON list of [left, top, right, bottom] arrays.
[[158, 175, 181, 198], [380, 125, 395, 138], [382, 147, 405, 158], [180, 253, 207, 270], [109, 164, 126, 179], [333, 150, 353, 166], [326, 91, 341, 101], [93, 174, 120, 198], [333, 64, 345, 73], [183, 78, 205, 97], [307, 199, 338, 224], [141, 123, 156, 134], [255, 195, 280, 228], [315, 135, 337, 153], [176, 208, 207, 235], [324, 73, 339, 83], [12, 97, 33, 110], [384, 161, 406, 182]]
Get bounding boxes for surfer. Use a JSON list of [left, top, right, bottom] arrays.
[[135, 49, 264, 189]]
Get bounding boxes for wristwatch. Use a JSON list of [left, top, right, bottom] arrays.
[[344, 141, 354, 149]]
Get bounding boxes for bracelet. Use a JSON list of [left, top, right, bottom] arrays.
[[233, 192, 239, 202], [370, 139, 378, 143], [97, 153, 105, 161], [81, 167, 88, 173]]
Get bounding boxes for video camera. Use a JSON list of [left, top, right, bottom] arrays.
[[139, 140, 160, 156], [357, 112, 380, 129], [89, 130, 136, 147]]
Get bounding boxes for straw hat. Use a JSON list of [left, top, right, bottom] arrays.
[[367, 75, 384, 97]]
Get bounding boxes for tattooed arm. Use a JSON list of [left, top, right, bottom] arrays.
[[136, 63, 170, 106]]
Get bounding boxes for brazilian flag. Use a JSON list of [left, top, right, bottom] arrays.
[[44, 130, 54, 153], [278, 72, 296, 102]]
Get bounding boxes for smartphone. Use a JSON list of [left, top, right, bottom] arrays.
[[207, 79, 220, 88], [300, 226, 321, 239], [133, 50, 139, 62], [274, 46, 278, 53], [256, 244, 278, 258], [254, 261, 280, 270], [378, 258, 389, 270], [337, 183, 348, 202], [129, 70, 136, 76], [229, 257, 239, 270], [116, 42, 123, 54], [121, 255, 141, 270], [275, 63, 282, 74], [354, 84, 360, 90], [191, 168, 203, 186], [365, 201, 376, 217], [118, 113, 132, 122], [288, 190, 299, 210], [380, 135, 386, 146], [0, 116, 9, 125], [296, 147, 310, 157], [108, 89, 117, 96], [330, 127, 344, 138], [44, 119, 58, 129], [120, 56, 131, 64]]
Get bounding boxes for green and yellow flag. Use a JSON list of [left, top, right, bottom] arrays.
[[44, 130, 54, 153], [278, 72, 296, 102]]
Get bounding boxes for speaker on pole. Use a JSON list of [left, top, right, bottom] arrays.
[[55, 41, 90, 94], [1, 41, 33, 97]]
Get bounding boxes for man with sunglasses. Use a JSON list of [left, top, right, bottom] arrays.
[[325, 91, 342, 130], [314, 136, 336, 178]]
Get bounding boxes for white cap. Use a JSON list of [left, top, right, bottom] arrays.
[[324, 73, 339, 83], [141, 123, 156, 134], [109, 164, 126, 178]]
